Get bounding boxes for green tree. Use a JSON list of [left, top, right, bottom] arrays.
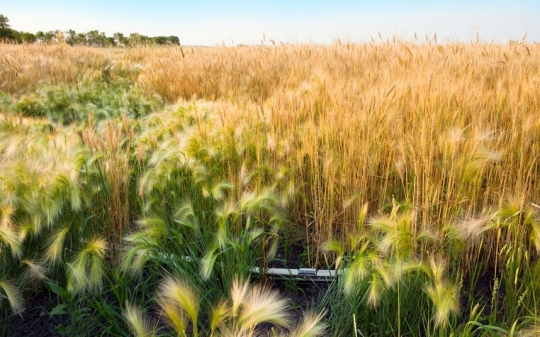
[[65, 29, 77, 45], [36, 30, 55, 43], [84, 30, 109, 46], [35, 30, 45, 41], [85, 30, 100, 45], [113, 32, 126, 46], [76, 32, 85, 44], [128, 33, 142, 46], [21, 32, 36, 43], [97, 31, 109, 46], [0, 14, 13, 39], [168, 35, 180, 45], [152, 36, 180, 45], [10, 29, 21, 42], [0, 14, 9, 30], [154, 36, 167, 45], [44, 30, 56, 42], [128, 33, 152, 46]]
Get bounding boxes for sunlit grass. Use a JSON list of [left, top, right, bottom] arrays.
[[1, 40, 540, 335]]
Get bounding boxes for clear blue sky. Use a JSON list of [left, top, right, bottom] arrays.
[[2, 1, 539, 45]]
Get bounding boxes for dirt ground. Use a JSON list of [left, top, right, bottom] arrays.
[[7, 295, 62, 337]]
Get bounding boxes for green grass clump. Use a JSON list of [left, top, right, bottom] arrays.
[[13, 79, 163, 125]]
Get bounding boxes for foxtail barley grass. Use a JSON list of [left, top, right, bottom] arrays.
[[148, 276, 326, 337], [157, 276, 200, 336], [66, 237, 107, 294], [0, 278, 23, 315], [124, 302, 157, 337]]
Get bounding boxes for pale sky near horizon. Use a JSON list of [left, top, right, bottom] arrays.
[[1, 1, 539, 45]]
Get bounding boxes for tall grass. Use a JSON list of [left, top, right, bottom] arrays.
[[121, 42, 540, 265], [1, 40, 540, 335], [0, 43, 135, 94]]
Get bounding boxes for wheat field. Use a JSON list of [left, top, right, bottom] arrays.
[[2, 41, 540, 335]]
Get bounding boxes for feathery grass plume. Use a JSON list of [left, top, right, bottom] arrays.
[[286, 310, 327, 337], [391, 259, 430, 281], [497, 196, 524, 219], [207, 181, 232, 201], [0, 278, 24, 315], [356, 202, 369, 232], [230, 277, 251, 318], [0, 204, 15, 227], [17, 216, 34, 242], [343, 243, 373, 294], [69, 148, 90, 212], [157, 276, 200, 335], [322, 239, 344, 271], [21, 259, 49, 284], [214, 278, 292, 336], [173, 199, 200, 232], [240, 186, 282, 214], [425, 256, 460, 328], [210, 300, 230, 333], [39, 192, 63, 228], [123, 302, 156, 337], [454, 215, 495, 241], [370, 203, 416, 260], [428, 256, 447, 286], [238, 281, 291, 332], [460, 147, 501, 184], [120, 218, 168, 274], [44, 225, 70, 264], [215, 200, 238, 236], [135, 217, 169, 243], [158, 298, 188, 335], [66, 237, 107, 294], [120, 244, 155, 276], [366, 265, 393, 308], [120, 217, 168, 275], [200, 245, 219, 281], [426, 280, 460, 328], [0, 208, 22, 258], [0, 176, 18, 209]]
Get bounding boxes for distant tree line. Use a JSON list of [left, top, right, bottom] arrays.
[[0, 14, 180, 46]]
